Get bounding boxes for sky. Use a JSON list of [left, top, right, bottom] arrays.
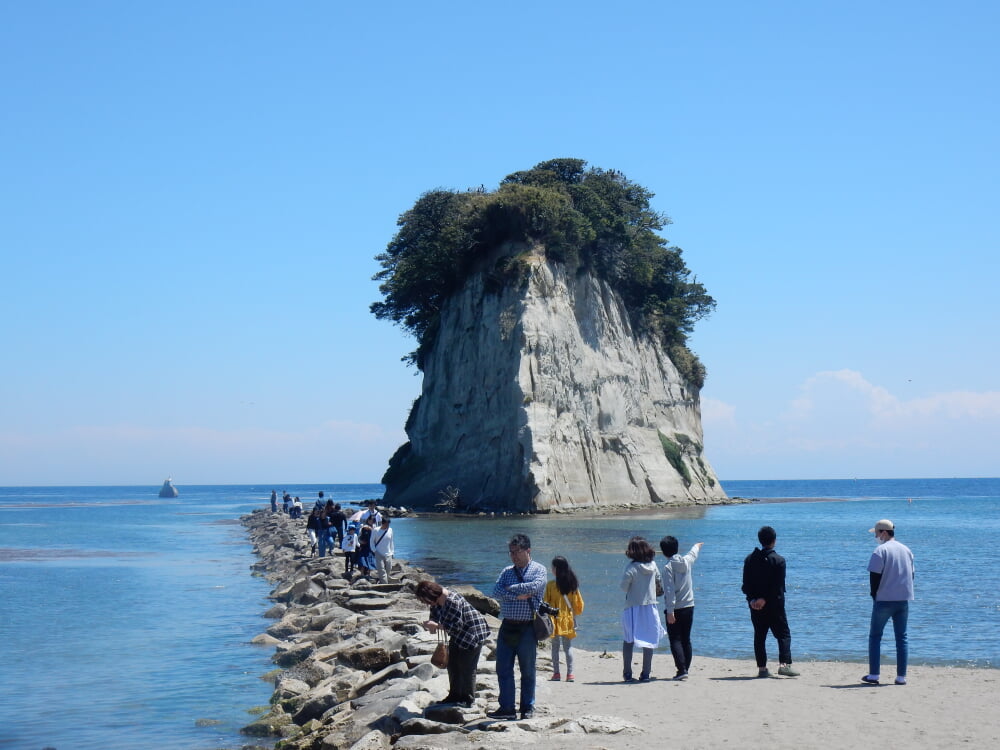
[[2, 1, 998, 486]]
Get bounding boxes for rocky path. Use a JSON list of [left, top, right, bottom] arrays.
[[239, 509, 642, 749]]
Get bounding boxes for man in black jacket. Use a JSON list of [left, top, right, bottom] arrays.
[[741, 526, 799, 678]]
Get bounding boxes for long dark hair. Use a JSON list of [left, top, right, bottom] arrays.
[[552, 556, 579, 595]]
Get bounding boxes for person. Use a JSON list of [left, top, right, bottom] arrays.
[[355, 518, 377, 580], [488, 533, 547, 721], [329, 504, 347, 547], [282, 492, 291, 514], [306, 505, 323, 556], [319, 500, 336, 558], [290, 496, 303, 519], [620, 536, 665, 682], [341, 521, 358, 576], [742, 525, 799, 678], [372, 517, 395, 583], [416, 580, 491, 708], [361, 500, 382, 527], [863, 519, 915, 685], [270, 489, 278, 513], [660, 536, 703, 680], [543, 556, 584, 682]]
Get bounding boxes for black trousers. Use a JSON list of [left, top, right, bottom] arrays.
[[446, 642, 483, 704], [666, 606, 695, 673], [750, 604, 792, 667]]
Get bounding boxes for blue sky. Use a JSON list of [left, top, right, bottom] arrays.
[[2, 2, 998, 485]]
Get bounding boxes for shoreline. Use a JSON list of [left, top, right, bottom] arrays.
[[387, 495, 852, 522], [239, 509, 999, 749]]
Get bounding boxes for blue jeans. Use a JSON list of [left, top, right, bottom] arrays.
[[496, 621, 536, 713], [318, 530, 332, 557], [869, 600, 909, 677]]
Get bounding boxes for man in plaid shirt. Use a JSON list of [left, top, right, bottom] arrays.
[[488, 533, 547, 721], [417, 580, 491, 708]]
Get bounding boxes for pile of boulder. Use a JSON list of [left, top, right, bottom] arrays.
[[240, 508, 641, 749]]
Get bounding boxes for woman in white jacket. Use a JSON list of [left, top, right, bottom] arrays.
[[619, 536, 665, 682], [660, 536, 704, 680]]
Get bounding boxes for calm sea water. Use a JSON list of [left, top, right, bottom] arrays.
[[402, 477, 1000, 670], [0, 483, 381, 750], [1, 478, 997, 749]]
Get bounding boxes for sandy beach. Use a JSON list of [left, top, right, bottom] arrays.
[[527, 649, 1000, 749]]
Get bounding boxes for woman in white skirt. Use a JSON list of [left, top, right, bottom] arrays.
[[620, 536, 665, 682]]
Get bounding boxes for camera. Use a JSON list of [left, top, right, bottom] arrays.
[[538, 601, 560, 617]]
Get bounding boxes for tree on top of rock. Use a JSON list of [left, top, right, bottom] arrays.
[[370, 158, 716, 386]]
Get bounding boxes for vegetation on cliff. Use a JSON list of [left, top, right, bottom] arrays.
[[370, 158, 715, 387]]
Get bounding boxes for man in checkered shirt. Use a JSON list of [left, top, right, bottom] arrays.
[[487, 533, 547, 721]]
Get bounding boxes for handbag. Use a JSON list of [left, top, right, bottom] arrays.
[[431, 629, 449, 668], [531, 602, 554, 641]]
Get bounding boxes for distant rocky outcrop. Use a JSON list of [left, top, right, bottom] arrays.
[[383, 252, 726, 512], [158, 478, 178, 498]]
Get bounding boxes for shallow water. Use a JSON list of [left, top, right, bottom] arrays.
[[1, 479, 996, 749], [397, 478, 1000, 669]]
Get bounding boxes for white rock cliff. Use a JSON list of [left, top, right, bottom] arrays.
[[383, 252, 727, 511]]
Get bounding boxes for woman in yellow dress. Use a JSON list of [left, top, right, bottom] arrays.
[[543, 556, 584, 682]]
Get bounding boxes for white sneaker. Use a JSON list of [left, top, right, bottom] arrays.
[[895, 676, 907, 685]]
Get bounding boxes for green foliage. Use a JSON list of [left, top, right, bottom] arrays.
[[371, 158, 716, 384], [658, 431, 693, 487]]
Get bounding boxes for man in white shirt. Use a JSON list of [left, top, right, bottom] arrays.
[[372, 517, 395, 583], [862, 519, 915, 685], [361, 500, 383, 527]]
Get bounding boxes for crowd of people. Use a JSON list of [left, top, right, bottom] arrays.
[[269, 493, 915, 718], [412, 519, 913, 721], [272, 490, 395, 583]]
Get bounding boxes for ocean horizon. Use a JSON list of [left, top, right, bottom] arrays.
[[2, 477, 997, 749]]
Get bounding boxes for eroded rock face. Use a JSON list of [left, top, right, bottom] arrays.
[[384, 254, 726, 512]]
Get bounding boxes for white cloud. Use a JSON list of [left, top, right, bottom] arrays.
[[700, 396, 736, 423], [702, 369, 1000, 479]]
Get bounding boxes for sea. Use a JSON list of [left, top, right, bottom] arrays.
[[1, 477, 997, 749]]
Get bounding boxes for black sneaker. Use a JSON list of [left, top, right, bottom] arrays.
[[674, 671, 689, 681], [487, 709, 517, 720], [520, 709, 535, 720]]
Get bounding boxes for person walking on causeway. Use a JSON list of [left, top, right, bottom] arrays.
[[543, 556, 584, 683]]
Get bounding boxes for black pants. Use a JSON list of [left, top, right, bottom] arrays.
[[446, 642, 482, 704], [750, 604, 792, 667], [666, 606, 695, 673]]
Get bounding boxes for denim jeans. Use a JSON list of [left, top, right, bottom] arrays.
[[869, 600, 909, 677], [318, 530, 331, 557], [496, 621, 536, 712]]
